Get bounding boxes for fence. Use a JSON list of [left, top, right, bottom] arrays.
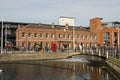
[[1, 48, 75, 54], [79, 46, 120, 59], [1, 46, 120, 59]]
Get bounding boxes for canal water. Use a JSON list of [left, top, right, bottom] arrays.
[[0, 55, 118, 80]]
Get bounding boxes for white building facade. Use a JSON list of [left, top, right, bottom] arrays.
[[58, 16, 75, 26]]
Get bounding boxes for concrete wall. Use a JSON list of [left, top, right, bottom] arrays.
[[0, 52, 80, 62], [106, 57, 120, 76]]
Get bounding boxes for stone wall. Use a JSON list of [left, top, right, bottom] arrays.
[[0, 52, 80, 62], [106, 57, 120, 79]]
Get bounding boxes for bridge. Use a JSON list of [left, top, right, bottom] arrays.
[[78, 46, 120, 59], [78, 47, 120, 78]]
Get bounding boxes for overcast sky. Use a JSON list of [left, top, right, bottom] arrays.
[[0, 0, 120, 26]]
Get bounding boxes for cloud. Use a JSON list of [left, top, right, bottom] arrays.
[[0, 0, 120, 26]]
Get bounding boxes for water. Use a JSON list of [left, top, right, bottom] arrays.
[[0, 55, 118, 80]]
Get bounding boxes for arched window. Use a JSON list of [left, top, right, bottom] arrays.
[[40, 33, 43, 38], [51, 33, 54, 39], [59, 34, 62, 38], [22, 32, 26, 38], [46, 33, 49, 38], [34, 33, 38, 38], [68, 34, 71, 39], [28, 33, 32, 38], [63, 34, 66, 39]]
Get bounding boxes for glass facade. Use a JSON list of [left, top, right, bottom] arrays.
[[103, 32, 110, 46]]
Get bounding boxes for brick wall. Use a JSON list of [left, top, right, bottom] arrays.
[[16, 25, 97, 50]]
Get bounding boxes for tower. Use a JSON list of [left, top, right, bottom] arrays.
[[89, 17, 103, 32]]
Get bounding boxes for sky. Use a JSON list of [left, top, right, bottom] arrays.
[[0, 0, 120, 26]]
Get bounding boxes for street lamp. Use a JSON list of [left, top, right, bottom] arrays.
[[117, 29, 119, 48], [1, 18, 8, 54], [5, 25, 9, 54], [59, 34, 62, 51], [73, 26, 75, 50], [5, 25, 9, 47], [1, 20, 3, 54]]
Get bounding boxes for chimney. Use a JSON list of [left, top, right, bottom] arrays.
[[52, 22, 54, 29], [65, 23, 69, 29], [18, 24, 21, 28]]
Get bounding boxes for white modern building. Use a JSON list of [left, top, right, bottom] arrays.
[[58, 16, 75, 26]]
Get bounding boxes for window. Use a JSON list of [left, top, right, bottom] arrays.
[[28, 43, 31, 47], [94, 36, 96, 40], [82, 35, 85, 40], [90, 35, 93, 40], [40, 33, 43, 38], [51, 33, 54, 39], [22, 32, 26, 38], [28, 33, 32, 38], [34, 33, 37, 38], [78, 35, 81, 39], [68, 44, 70, 48], [28, 42, 31, 49], [46, 33, 49, 38], [59, 34, 62, 38], [85, 34, 87, 40], [104, 33, 109, 41], [68, 34, 70, 39], [63, 34, 66, 39], [86, 35, 89, 40], [93, 36, 96, 40]]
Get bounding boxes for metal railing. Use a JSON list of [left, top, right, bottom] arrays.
[[1, 46, 120, 59], [1, 48, 75, 54], [79, 46, 120, 59]]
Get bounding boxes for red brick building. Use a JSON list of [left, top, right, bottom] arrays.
[[16, 17, 120, 50], [16, 23, 97, 50], [90, 17, 120, 47]]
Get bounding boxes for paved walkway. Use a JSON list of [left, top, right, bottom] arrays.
[[0, 52, 80, 62]]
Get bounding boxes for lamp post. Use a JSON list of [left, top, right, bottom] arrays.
[[59, 34, 62, 51], [73, 26, 75, 50], [5, 25, 9, 47], [117, 29, 119, 48], [60, 36, 61, 50], [1, 18, 8, 54], [5, 25, 9, 53], [1, 20, 3, 54]]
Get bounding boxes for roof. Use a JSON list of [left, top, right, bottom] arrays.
[[0, 21, 37, 25], [102, 21, 120, 25], [59, 16, 75, 19], [22, 23, 90, 32], [0, 21, 37, 29]]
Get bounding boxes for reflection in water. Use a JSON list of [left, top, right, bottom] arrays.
[[0, 63, 116, 80], [1, 64, 73, 80], [0, 55, 117, 80]]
